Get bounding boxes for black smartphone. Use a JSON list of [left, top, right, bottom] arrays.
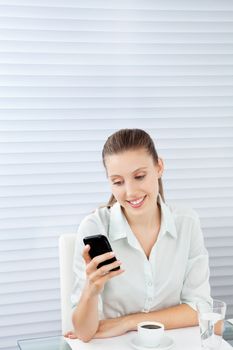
[[83, 234, 120, 271]]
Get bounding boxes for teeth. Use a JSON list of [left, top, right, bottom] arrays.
[[129, 197, 144, 205]]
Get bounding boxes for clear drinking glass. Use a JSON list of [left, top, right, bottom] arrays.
[[197, 299, 226, 350]]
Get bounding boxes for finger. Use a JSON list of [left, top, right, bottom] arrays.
[[82, 244, 92, 264], [86, 251, 116, 274], [106, 268, 125, 280], [64, 331, 75, 338], [88, 268, 125, 293], [64, 330, 72, 336], [68, 333, 78, 339], [91, 251, 116, 269], [98, 260, 122, 277], [89, 262, 123, 283]]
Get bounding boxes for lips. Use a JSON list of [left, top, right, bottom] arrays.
[[127, 195, 146, 208]]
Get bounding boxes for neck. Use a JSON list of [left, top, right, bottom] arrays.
[[123, 202, 161, 232]]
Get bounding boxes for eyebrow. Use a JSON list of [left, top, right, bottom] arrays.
[[109, 167, 147, 178]]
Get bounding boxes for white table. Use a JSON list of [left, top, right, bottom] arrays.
[[65, 326, 232, 350]]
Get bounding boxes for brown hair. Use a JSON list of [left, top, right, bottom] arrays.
[[102, 128, 165, 207]]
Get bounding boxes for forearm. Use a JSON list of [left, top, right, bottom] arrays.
[[72, 287, 99, 342], [126, 303, 198, 331], [72, 246, 124, 341]]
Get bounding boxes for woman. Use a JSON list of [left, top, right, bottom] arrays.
[[68, 128, 211, 342]]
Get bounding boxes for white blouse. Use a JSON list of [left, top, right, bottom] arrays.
[[71, 196, 211, 319]]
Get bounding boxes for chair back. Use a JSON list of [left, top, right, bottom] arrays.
[[59, 233, 76, 333]]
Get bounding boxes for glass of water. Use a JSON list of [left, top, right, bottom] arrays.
[[197, 299, 226, 350]]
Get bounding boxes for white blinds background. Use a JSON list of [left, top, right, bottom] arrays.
[[0, 1, 233, 349]]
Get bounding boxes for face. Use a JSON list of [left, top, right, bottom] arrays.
[[105, 148, 164, 217]]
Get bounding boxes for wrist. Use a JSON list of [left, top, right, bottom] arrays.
[[82, 282, 99, 300], [124, 314, 138, 332]]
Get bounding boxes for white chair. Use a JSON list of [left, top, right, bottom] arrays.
[[59, 233, 76, 334]]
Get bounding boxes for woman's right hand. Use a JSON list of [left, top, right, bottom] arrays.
[[82, 245, 124, 297]]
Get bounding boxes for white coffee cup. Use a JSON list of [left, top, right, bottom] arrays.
[[137, 321, 165, 347]]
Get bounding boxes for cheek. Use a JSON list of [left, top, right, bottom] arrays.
[[111, 186, 123, 200], [145, 176, 159, 192]]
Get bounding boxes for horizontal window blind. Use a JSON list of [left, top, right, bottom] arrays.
[[0, 1, 233, 349]]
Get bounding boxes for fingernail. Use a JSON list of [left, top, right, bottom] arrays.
[[109, 251, 115, 256]]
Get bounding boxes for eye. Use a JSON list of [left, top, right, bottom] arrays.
[[113, 181, 123, 186], [135, 175, 145, 180]]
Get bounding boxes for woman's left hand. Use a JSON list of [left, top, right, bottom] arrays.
[[64, 330, 77, 339], [94, 316, 131, 338]]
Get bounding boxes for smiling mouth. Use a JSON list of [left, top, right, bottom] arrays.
[[127, 196, 146, 208]]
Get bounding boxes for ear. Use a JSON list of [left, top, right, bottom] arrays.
[[157, 157, 164, 178]]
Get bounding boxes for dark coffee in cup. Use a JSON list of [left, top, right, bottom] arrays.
[[141, 324, 162, 329]]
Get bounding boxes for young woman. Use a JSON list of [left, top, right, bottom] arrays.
[[68, 128, 211, 342]]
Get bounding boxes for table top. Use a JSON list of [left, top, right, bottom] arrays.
[[17, 336, 70, 350], [18, 324, 233, 350]]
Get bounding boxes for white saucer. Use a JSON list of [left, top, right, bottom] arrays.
[[129, 334, 174, 350]]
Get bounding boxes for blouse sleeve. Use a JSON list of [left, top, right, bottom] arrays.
[[70, 214, 104, 319], [180, 213, 212, 311]]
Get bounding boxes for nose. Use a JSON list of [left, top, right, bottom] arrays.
[[125, 181, 138, 199]]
